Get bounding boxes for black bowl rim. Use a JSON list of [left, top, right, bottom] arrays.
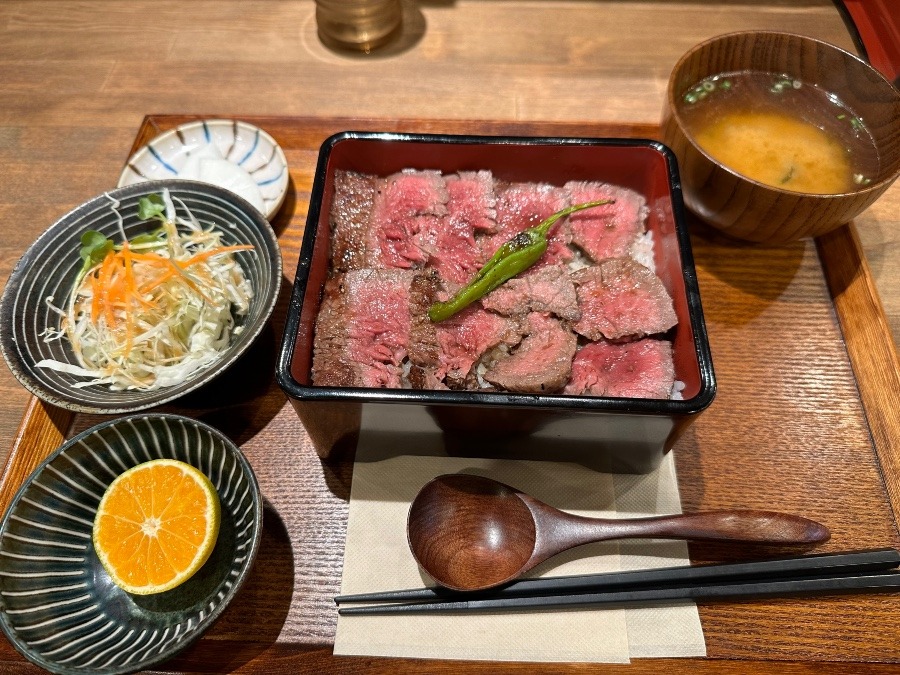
[[0, 179, 283, 415], [275, 131, 716, 416], [0, 412, 264, 675]]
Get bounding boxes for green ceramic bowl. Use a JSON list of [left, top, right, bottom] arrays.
[[0, 414, 262, 674]]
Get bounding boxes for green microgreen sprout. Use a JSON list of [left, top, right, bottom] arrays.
[[131, 194, 171, 247], [137, 194, 167, 224], [77, 230, 114, 281]]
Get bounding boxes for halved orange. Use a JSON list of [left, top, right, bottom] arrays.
[[93, 459, 221, 595]]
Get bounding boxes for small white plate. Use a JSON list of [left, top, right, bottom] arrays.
[[118, 119, 289, 220]]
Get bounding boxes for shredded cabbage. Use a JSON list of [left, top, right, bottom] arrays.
[[37, 190, 255, 391]]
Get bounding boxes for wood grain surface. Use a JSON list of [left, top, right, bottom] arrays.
[[2, 0, 896, 465], [0, 115, 898, 673], [1, 2, 900, 672]]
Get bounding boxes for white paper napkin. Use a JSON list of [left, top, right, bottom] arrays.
[[334, 414, 706, 663]]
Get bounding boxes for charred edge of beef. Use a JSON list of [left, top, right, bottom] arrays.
[[330, 171, 376, 272], [483, 312, 577, 394]]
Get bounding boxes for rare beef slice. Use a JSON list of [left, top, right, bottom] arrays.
[[313, 268, 423, 388], [572, 257, 677, 340], [480, 265, 580, 321], [448, 171, 498, 233], [564, 338, 675, 399], [425, 171, 496, 285], [564, 181, 648, 263], [433, 304, 521, 388], [365, 170, 449, 270], [483, 312, 577, 394]]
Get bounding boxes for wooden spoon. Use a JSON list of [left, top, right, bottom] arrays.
[[407, 473, 830, 592]]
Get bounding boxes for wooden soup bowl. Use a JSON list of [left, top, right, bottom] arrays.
[[661, 31, 900, 244]]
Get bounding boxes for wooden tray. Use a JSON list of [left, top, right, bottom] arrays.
[[2, 115, 900, 674]]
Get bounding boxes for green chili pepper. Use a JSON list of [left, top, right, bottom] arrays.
[[428, 199, 613, 322]]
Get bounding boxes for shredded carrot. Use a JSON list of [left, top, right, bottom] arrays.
[[182, 245, 255, 267], [89, 242, 249, 318], [98, 250, 116, 327], [45, 190, 257, 391]]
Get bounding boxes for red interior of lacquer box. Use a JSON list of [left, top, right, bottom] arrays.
[[839, 0, 900, 83], [290, 136, 705, 402]]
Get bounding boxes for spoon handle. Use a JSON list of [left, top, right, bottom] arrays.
[[522, 497, 830, 564], [589, 510, 830, 545]]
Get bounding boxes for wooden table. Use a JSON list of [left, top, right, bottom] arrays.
[[2, 2, 900, 673]]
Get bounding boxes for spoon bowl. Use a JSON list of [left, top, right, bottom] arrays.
[[407, 473, 830, 591], [407, 474, 539, 590]]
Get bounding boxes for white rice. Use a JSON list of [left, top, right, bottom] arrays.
[[630, 229, 655, 271]]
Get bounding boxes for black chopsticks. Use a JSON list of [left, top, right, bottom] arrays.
[[338, 571, 900, 615], [335, 548, 900, 615]]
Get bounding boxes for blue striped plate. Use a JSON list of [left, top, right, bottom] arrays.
[[118, 119, 289, 221], [0, 414, 262, 674]]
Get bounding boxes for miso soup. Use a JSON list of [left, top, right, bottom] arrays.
[[677, 71, 880, 194]]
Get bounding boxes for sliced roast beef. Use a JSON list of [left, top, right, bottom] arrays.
[[572, 257, 677, 340], [434, 304, 521, 388], [447, 171, 497, 233], [330, 170, 376, 271], [481, 182, 572, 268], [319, 170, 679, 400], [480, 265, 580, 321], [365, 170, 449, 270], [407, 270, 442, 368], [483, 312, 577, 393], [564, 181, 648, 263], [564, 339, 675, 399], [424, 171, 496, 285], [312, 269, 419, 388]]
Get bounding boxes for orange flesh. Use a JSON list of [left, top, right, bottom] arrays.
[[94, 462, 217, 591]]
